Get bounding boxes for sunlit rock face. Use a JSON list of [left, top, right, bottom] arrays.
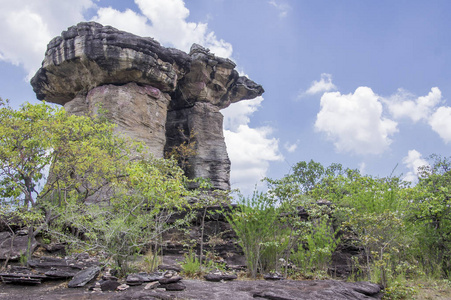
[[31, 22, 264, 190]]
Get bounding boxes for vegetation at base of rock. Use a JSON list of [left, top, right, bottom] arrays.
[[225, 157, 451, 298], [2, 101, 451, 299], [0, 99, 194, 275], [227, 189, 340, 279]]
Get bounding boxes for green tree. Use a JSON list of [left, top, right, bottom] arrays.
[[343, 210, 405, 287], [407, 155, 451, 277], [0, 99, 55, 207], [51, 156, 192, 275], [0, 100, 193, 271]]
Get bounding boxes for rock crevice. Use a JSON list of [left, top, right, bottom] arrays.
[[31, 22, 264, 189]]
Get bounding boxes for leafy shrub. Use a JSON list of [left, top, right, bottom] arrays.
[[226, 191, 280, 278], [383, 280, 418, 300], [181, 250, 201, 277]]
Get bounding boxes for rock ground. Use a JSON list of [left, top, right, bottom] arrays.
[[0, 279, 383, 300]]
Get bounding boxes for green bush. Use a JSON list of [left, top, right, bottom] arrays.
[[382, 280, 418, 300], [226, 190, 280, 278], [181, 250, 201, 277]]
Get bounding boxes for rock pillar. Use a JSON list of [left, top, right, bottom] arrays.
[[31, 22, 264, 190]]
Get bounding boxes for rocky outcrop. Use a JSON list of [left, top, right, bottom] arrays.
[[31, 22, 264, 189]]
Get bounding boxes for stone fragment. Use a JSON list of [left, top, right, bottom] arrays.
[[204, 272, 238, 282], [100, 279, 121, 291], [158, 264, 182, 272], [0, 273, 47, 285], [44, 269, 78, 278], [144, 281, 160, 290], [101, 274, 118, 281], [116, 283, 130, 291], [140, 272, 163, 282], [159, 275, 182, 284], [27, 255, 98, 280], [68, 266, 101, 288], [160, 282, 186, 291], [126, 274, 145, 286]]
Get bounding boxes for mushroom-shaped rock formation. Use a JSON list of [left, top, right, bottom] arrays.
[[31, 22, 264, 190]]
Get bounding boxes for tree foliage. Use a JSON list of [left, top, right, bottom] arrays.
[[232, 157, 451, 289], [0, 99, 192, 272]]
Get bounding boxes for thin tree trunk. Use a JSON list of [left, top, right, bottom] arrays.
[[199, 206, 208, 268]]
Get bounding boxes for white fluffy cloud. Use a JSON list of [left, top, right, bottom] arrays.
[[402, 149, 429, 182], [429, 106, 451, 143], [0, 0, 95, 78], [305, 73, 337, 96], [315, 87, 398, 155], [92, 0, 233, 57], [387, 87, 442, 122], [222, 97, 283, 194]]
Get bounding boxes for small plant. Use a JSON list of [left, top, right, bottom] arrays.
[[181, 249, 201, 277], [19, 253, 28, 266]]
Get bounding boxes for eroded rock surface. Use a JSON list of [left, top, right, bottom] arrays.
[[31, 22, 264, 189], [65, 83, 171, 157], [0, 278, 383, 300], [0, 232, 38, 260]]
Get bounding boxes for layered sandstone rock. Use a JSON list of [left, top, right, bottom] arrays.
[[31, 22, 264, 189], [65, 83, 170, 157]]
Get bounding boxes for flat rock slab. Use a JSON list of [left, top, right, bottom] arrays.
[[204, 273, 238, 282], [67, 266, 101, 288], [0, 278, 382, 300], [0, 273, 47, 285], [172, 280, 383, 300]]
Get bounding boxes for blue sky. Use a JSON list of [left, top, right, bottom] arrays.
[[1, 0, 450, 194]]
